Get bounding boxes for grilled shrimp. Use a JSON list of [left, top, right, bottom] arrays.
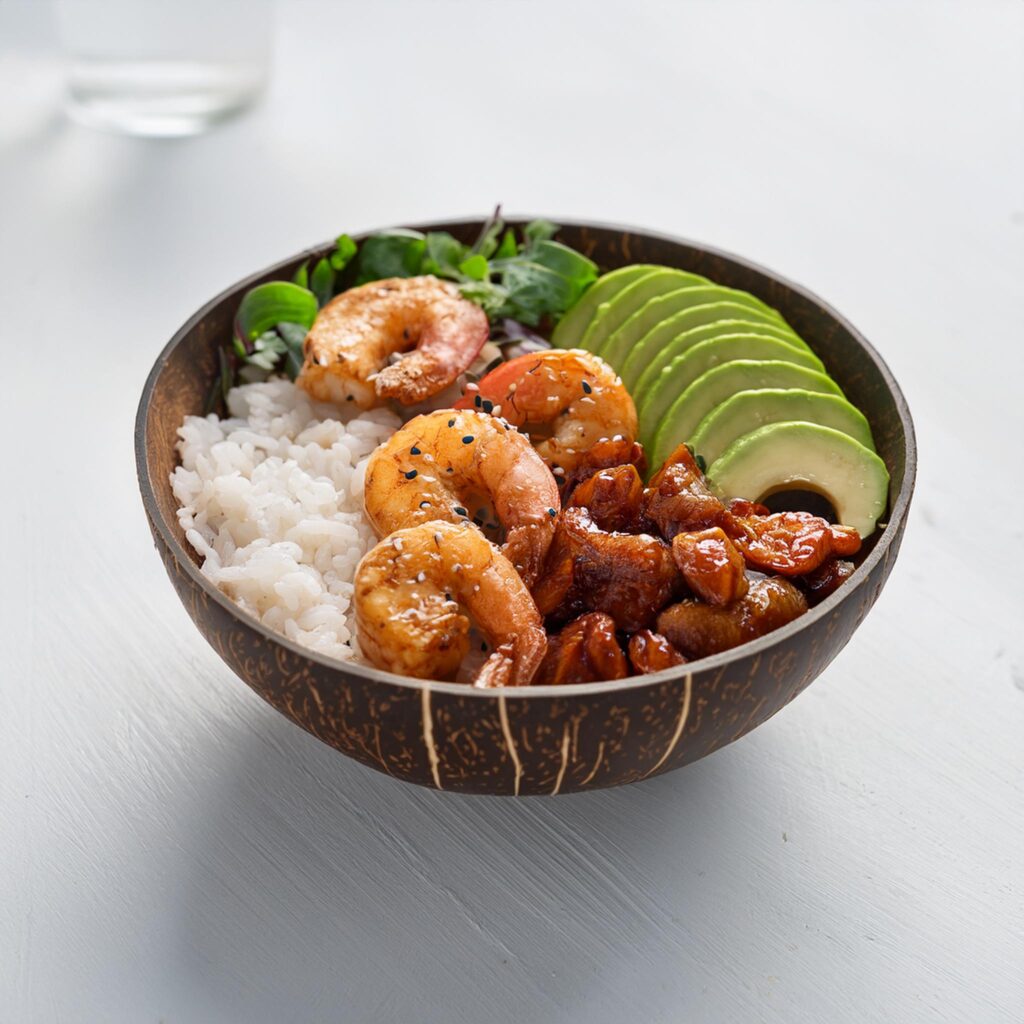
[[363, 409, 560, 587], [455, 350, 638, 475], [354, 521, 547, 686], [298, 276, 489, 409]]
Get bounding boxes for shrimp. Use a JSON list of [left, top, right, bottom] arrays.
[[362, 409, 560, 587], [354, 521, 547, 686], [298, 276, 489, 409], [455, 349, 638, 475]]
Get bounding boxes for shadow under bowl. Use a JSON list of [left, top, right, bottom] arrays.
[[136, 218, 916, 796]]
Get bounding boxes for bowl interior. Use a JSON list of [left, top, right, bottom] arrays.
[[140, 218, 913, 664]]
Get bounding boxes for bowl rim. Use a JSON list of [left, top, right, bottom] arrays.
[[136, 215, 917, 699]]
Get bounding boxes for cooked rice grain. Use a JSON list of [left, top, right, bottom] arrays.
[[171, 379, 400, 661]]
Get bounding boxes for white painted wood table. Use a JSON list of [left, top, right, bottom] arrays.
[[3, 2, 1022, 1021]]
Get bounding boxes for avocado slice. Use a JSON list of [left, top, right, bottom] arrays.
[[637, 335, 825, 442], [624, 303, 808, 396], [551, 265, 661, 350], [689, 388, 876, 465], [707, 422, 889, 537], [579, 268, 708, 355], [648, 359, 843, 468], [619, 316, 799, 392], [599, 284, 787, 371]]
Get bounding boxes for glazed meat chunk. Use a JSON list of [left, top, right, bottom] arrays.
[[533, 508, 682, 632], [657, 577, 808, 659], [627, 630, 688, 674], [643, 444, 726, 539], [535, 612, 629, 685], [671, 527, 749, 606]]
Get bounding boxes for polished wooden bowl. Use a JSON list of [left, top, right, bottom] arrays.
[[136, 219, 916, 795]]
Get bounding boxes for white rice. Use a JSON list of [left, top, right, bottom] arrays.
[[171, 379, 401, 661]]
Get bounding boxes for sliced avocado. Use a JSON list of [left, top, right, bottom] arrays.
[[599, 284, 786, 371], [620, 316, 801, 392], [624, 303, 808, 396], [579, 268, 708, 355], [648, 359, 843, 468], [637, 336, 825, 441], [690, 389, 876, 465], [551, 265, 661, 350], [707, 422, 889, 537]]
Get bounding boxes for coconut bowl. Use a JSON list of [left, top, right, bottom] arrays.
[[135, 218, 916, 796]]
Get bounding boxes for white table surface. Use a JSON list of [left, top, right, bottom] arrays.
[[3, 2, 1023, 1021]]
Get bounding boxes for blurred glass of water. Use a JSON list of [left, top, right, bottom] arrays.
[[56, 0, 274, 136]]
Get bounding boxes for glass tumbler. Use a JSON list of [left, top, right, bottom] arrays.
[[55, 0, 274, 137]]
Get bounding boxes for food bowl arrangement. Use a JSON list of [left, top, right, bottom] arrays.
[[136, 217, 915, 795]]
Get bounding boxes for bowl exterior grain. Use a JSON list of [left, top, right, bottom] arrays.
[[137, 220, 915, 795]]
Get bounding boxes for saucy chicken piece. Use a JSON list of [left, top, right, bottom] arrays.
[[727, 510, 861, 576], [558, 436, 647, 495], [657, 576, 808, 659], [795, 558, 856, 605], [644, 443, 726, 540], [532, 507, 682, 632], [671, 527, 749, 606], [628, 630, 687, 675], [534, 612, 629, 685], [567, 463, 649, 533]]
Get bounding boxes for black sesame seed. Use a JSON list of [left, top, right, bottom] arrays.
[[448, 418, 455, 427], [548, 508, 557, 517], [480, 641, 488, 652], [462, 435, 474, 444], [474, 394, 482, 407], [481, 399, 494, 413], [404, 469, 418, 480], [445, 592, 452, 601], [410, 445, 421, 455], [454, 506, 467, 516], [582, 380, 592, 394]]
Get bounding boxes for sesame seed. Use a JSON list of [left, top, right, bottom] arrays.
[[454, 506, 467, 516], [492, 404, 502, 415], [480, 641, 488, 652], [416, 571, 426, 583], [404, 469, 418, 480], [474, 395, 482, 407], [548, 508, 557, 517], [434, 532, 443, 544], [419, 500, 431, 509], [448, 418, 455, 427], [410, 446, 421, 455], [582, 380, 592, 394], [481, 399, 493, 413], [445, 592, 452, 600], [393, 537, 404, 551], [462, 435, 474, 445], [466, 382, 479, 392], [508, 382, 517, 392], [553, 466, 565, 476]]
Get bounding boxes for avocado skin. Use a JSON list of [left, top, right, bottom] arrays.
[[706, 421, 890, 537], [637, 335, 826, 442], [689, 388, 876, 465], [649, 359, 844, 467]]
